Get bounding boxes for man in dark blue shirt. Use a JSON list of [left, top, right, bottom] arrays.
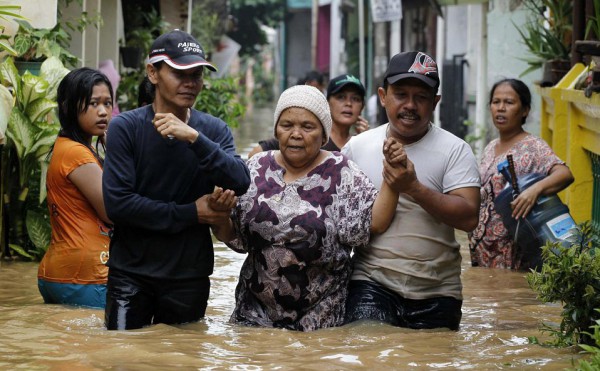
[[102, 30, 250, 330]]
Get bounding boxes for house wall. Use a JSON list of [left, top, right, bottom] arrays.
[[285, 10, 313, 87], [486, 0, 542, 137], [2, 0, 58, 31]]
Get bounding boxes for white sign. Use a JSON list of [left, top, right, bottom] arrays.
[[370, 0, 402, 23]]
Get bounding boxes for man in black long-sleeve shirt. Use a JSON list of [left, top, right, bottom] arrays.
[[102, 30, 250, 330]]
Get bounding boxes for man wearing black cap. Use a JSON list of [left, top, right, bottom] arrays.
[[342, 51, 481, 330], [102, 30, 250, 330]]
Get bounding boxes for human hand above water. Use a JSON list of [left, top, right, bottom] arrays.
[[354, 115, 370, 134], [208, 186, 238, 212], [153, 111, 199, 143], [383, 137, 407, 168]]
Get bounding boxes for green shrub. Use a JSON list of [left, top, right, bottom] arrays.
[[527, 222, 600, 346], [573, 312, 600, 370], [195, 76, 246, 129]]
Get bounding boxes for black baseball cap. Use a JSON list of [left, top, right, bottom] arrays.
[[148, 29, 217, 72], [326, 74, 366, 99], [384, 51, 439, 90]]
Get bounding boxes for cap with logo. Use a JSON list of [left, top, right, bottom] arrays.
[[326, 74, 366, 99], [148, 29, 217, 72], [383, 51, 439, 90]]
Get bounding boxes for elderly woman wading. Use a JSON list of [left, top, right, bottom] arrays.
[[211, 85, 405, 331]]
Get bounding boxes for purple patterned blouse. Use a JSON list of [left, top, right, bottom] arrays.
[[227, 151, 378, 331]]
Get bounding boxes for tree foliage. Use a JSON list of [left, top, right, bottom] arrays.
[[228, 0, 286, 56]]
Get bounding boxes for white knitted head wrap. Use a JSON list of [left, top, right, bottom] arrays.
[[273, 85, 332, 144]]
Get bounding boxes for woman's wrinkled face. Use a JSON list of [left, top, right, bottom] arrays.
[[489, 83, 529, 134], [276, 107, 324, 169]]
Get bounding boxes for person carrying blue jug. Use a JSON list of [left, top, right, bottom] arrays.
[[468, 78, 574, 270]]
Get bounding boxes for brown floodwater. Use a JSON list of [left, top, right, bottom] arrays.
[[0, 107, 586, 369], [0, 235, 584, 370]]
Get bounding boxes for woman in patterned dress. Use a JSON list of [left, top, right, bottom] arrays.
[[210, 85, 404, 331], [468, 78, 574, 270]]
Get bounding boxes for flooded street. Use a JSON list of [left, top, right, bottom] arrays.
[[0, 105, 584, 369]]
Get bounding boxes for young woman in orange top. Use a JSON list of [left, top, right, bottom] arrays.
[[38, 68, 114, 308]]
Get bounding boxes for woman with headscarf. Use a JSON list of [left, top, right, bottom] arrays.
[[210, 85, 405, 331]]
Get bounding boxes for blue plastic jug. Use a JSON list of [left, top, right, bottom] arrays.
[[493, 159, 576, 270]]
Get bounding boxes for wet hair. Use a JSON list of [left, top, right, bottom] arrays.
[[489, 78, 531, 124], [138, 75, 155, 107], [51, 67, 114, 165]]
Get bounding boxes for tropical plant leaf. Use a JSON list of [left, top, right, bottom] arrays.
[[6, 108, 32, 159], [26, 210, 50, 252], [8, 243, 34, 259], [39, 160, 49, 204], [0, 39, 17, 56], [26, 98, 56, 124], [40, 57, 69, 100], [0, 57, 21, 93], [0, 84, 13, 141], [20, 72, 49, 110], [12, 32, 31, 58], [31, 125, 58, 158], [0, 5, 24, 19]]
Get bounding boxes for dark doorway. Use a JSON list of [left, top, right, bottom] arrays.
[[440, 54, 467, 139]]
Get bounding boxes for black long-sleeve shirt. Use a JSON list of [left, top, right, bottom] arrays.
[[102, 105, 250, 279]]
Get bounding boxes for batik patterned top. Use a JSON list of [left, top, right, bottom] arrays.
[[468, 134, 564, 269], [227, 150, 378, 331]]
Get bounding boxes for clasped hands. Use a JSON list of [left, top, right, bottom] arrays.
[[195, 186, 237, 225], [382, 137, 418, 194]]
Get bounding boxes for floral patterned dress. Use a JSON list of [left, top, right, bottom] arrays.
[[468, 134, 564, 269], [227, 151, 378, 331]]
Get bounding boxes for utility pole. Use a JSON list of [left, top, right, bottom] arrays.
[[311, 0, 318, 70]]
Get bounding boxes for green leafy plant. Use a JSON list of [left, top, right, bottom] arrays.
[[228, 0, 286, 57], [195, 76, 247, 129], [461, 120, 488, 159], [8, 0, 101, 68], [0, 56, 69, 260], [191, 0, 228, 57], [12, 20, 76, 66], [572, 311, 600, 370], [0, 4, 25, 56], [527, 222, 600, 346], [117, 6, 169, 111], [585, 0, 600, 40], [514, 0, 573, 76]]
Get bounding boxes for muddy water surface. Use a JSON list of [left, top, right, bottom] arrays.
[[0, 106, 584, 369]]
